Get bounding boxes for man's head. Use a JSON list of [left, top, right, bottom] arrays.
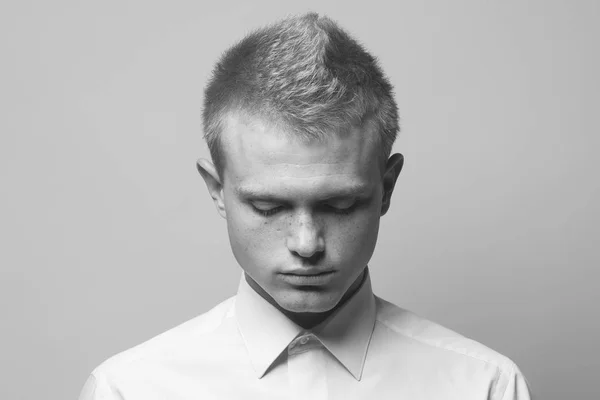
[[197, 13, 403, 320]]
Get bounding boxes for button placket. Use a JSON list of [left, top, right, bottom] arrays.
[[287, 333, 328, 400]]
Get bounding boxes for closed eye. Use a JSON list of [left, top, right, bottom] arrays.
[[249, 199, 361, 217], [323, 200, 358, 215], [251, 202, 283, 217]]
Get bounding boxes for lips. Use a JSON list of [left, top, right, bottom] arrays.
[[281, 270, 335, 276], [277, 270, 337, 286]]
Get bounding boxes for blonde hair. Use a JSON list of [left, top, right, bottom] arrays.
[[202, 12, 399, 177]]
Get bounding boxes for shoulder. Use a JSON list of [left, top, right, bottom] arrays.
[[90, 296, 236, 380], [375, 296, 520, 379]]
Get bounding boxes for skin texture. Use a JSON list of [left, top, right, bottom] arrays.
[[197, 113, 403, 328]]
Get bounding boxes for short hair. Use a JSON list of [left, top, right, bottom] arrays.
[[202, 12, 399, 178]]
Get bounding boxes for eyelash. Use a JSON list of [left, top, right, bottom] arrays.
[[326, 203, 358, 215], [252, 203, 358, 217], [253, 206, 283, 217]]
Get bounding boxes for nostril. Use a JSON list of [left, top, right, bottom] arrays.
[[286, 219, 325, 259], [293, 251, 324, 265]]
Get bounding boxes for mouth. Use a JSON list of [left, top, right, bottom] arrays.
[[282, 269, 335, 276], [278, 271, 336, 286]]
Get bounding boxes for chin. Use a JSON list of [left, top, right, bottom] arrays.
[[276, 291, 341, 313]]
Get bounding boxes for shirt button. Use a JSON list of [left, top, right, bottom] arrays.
[[300, 336, 309, 345]]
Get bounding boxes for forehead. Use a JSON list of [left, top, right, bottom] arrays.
[[220, 114, 382, 197]]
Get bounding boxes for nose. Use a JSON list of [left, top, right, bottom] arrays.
[[286, 211, 325, 259]]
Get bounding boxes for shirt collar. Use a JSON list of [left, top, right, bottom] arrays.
[[234, 268, 376, 381]]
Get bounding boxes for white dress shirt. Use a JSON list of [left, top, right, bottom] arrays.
[[79, 269, 532, 399]]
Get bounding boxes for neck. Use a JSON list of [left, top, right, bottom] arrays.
[[246, 268, 367, 330]]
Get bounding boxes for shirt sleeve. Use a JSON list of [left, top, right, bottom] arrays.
[[78, 372, 123, 400], [496, 364, 533, 400]]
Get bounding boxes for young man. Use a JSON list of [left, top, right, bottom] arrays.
[[80, 13, 532, 399]]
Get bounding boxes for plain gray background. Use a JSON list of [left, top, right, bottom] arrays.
[[1, 1, 598, 399]]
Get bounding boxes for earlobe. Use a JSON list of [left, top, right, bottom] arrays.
[[381, 153, 404, 216], [196, 159, 227, 219]]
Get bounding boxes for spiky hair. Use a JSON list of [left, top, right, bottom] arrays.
[[202, 12, 399, 177]]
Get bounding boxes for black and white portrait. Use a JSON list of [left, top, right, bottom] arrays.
[[1, 2, 598, 400]]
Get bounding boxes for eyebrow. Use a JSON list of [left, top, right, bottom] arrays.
[[236, 182, 372, 200]]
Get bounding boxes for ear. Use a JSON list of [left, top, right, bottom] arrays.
[[196, 158, 227, 219], [380, 153, 404, 216]]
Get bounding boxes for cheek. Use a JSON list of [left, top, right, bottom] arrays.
[[325, 209, 381, 264], [226, 205, 281, 265]]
